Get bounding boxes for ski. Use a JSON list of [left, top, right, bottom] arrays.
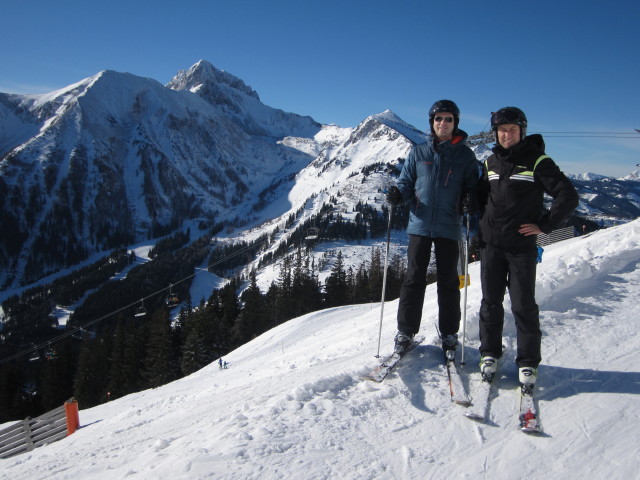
[[464, 372, 496, 421], [465, 352, 503, 421], [519, 384, 543, 434], [364, 336, 425, 383], [445, 350, 471, 406]]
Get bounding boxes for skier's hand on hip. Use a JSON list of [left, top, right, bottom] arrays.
[[519, 224, 543, 236]]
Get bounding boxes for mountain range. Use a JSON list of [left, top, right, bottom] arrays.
[[1, 60, 639, 290]]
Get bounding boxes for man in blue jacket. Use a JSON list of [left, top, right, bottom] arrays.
[[386, 99, 478, 356]]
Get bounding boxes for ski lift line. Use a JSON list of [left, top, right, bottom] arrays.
[[0, 299, 141, 366], [536, 135, 640, 139], [470, 130, 640, 145], [0, 236, 271, 366], [535, 131, 640, 135]]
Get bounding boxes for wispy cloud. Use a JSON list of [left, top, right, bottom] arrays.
[[0, 82, 61, 95]]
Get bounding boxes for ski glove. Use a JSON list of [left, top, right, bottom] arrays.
[[385, 186, 402, 206], [462, 192, 477, 215]]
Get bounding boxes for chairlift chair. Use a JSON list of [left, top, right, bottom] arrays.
[[165, 283, 180, 308], [45, 345, 58, 360], [305, 227, 319, 241], [165, 295, 180, 308], [134, 298, 147, 317]]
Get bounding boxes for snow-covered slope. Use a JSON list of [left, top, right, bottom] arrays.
[[4, 219, 639, 479]]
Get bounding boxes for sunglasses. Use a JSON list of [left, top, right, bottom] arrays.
[[434, 116, 454, 123]]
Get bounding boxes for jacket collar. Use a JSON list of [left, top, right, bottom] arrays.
[[430, 128, 469, 151], [493, 134, 546, 160]]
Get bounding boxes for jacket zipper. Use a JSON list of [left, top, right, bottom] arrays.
[[444, 168, 453, 187]]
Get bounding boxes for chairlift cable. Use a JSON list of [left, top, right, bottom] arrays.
[[0, 236, 270, 365]]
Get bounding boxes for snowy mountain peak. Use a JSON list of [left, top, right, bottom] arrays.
[[355, 110, 428, 145], [621, 169, 640, 181], [167, 60, 320, 139], [167, 59, 259, 100], [569, 172, 611, 181]]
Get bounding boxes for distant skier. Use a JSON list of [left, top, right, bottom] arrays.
[[386, 99, 478, 356], [476, 106, 579, 390], [219, 358, 223, 369]]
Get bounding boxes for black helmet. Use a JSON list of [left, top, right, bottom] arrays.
[[428, 99, 460, 135], [490, 107, 527, 140]]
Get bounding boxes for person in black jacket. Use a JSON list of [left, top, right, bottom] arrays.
[[477, 107, 578, 389]]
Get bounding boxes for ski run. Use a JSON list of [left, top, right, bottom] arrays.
[[3, 220, 640, 479]]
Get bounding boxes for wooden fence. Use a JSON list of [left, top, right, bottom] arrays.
[[0, 397, 79, 459]]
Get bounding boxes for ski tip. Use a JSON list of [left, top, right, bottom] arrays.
[[521, 426, 545, 435], [454, 399, 472, 407]]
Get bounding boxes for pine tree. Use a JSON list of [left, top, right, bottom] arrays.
[[234, 269, 268, 344], [181, 308, 215, 375], [143, 310, 177, 389], [387, 252, 406, 300], [324, 250, 348, 307], [291, 249, 321, 317], [39, 339, 75, 411], [219, 278, 241, 346], [353, 262, 370, 304], [122, 320, 146, 394], [265, 282, 281, 328], [0, 363, 26, 422], [275, 256, 294, 321], [107, 320, 127, 400], [74, 336, 111, 408], [368, 247, 383, 302]]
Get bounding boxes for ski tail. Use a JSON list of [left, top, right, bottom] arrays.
[[364, 335, 425, 383], [445, 349, 470, 406]]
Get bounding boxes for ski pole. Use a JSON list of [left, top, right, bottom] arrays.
[[375, 204, 394, 358], [461, 214, 470, 365]]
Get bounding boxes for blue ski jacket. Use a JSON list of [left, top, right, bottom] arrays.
[[396, 130, 478, 241]]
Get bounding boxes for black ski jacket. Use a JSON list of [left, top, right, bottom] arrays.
[[478, 134, 579, 250]]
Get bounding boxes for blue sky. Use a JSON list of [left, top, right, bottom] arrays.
[[1, 0, 638, 176]]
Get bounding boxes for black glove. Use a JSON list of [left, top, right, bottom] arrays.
[[462, 192, 477, 215], [386, 186, 402, 206]]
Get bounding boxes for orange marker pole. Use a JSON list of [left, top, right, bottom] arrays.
[[65, 398, 80, 436]]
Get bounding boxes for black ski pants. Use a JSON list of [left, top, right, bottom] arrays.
[[397, 235, 460, 337], [479, 243, 541, 368]]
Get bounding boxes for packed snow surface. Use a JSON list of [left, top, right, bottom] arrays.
[[3, 220, 640, 479]]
